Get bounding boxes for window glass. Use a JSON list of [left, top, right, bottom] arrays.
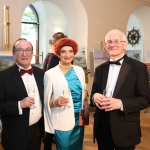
[[21, 5, 39, 63], [22, 6, 37, 23]]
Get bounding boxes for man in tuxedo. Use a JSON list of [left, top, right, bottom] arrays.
[[0, 38, 44, 150], [91, 29, 150, 150]]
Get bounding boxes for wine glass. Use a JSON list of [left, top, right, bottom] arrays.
[[27, 83, 35, 109], [103, 90, 112, 98], [63, 85, 71, 109]]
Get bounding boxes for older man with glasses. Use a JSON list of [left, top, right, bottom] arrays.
[[0, 38, 44, 150], [90, 29, 150, 150]]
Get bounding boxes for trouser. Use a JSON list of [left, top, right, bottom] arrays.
[[96, 112, 135, 150], [27, 123, 41, 150], [44, 132, 54, 150]]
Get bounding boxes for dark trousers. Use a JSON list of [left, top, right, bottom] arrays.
[[96, 135, 135, 150], [96, 112, 135, 150], [4, 123, 41, 150], [44, 132, 54, 150], [27, 123, 41, 150]]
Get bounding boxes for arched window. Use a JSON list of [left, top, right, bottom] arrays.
[[21, 5, 39, 63]]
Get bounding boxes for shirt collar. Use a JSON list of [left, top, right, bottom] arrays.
[[16, 63, 32, 71]]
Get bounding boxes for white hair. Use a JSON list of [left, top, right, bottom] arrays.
[[105, 29, 127, 42]]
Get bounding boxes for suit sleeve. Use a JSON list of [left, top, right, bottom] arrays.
[[0, 77, 19, 116], [122, 63, 150, 114], [90, 67, 99, 106]]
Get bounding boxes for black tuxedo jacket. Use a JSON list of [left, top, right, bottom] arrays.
[[91, 55, 150, 147], [0, 64, 44, 150]]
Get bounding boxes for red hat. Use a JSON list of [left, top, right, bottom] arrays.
[[54, 38, 78, 56]]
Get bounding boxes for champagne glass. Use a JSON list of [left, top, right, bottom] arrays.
[[103, 90, 112, 110], [63, 85, 71, 109], [103, 90, 112, 98], [27, 83, 35, 109]]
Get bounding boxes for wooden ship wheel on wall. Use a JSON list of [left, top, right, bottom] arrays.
[[127, 27, 141, 47]]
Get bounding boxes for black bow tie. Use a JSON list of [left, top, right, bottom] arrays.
[[108, 56, 125, 65]]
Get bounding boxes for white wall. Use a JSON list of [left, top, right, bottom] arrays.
[[45, 0, 88, 46], [132, 6, 150, 62]]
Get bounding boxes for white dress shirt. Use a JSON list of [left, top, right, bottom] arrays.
[[106, 56, 124, 110], [17, 64, 42, 126], [106, 59, 123, 95]]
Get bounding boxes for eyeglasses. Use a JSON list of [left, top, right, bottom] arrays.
[[106, 40, 125, 46], [15, 48, 33, 54]]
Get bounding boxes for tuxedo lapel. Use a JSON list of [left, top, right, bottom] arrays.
[[102, 62, 109, 91], [10, 64, 27, 96], [32, 66, 43, 103], [113, 57, 131, 98]]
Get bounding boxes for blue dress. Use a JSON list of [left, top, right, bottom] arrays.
[[55, 68, 84, 150]]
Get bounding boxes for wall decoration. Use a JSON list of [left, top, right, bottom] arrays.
[[0, 56, 14, 70], [127, 27, 141, 47], [73, 46, 87, 69], [126, 50, 141, 61], [73, 46, 90, 83], [145, 63, 150, 81], [0, 56, 43, 70], [93, 49, 109, 71]]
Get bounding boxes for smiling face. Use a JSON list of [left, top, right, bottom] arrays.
[[59, 46, 74, 65], [105, 30, 128, 59], [12, 40, 33, 69]]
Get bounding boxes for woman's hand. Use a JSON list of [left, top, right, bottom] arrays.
[[83, 100, 89, 116], [56, 96, 69, 107]]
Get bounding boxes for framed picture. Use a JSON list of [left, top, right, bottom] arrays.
[[93, 49, 109, 71], [0, 56, 14, 70], [144, 62, 150, 82], [73, 45, 87, 69], [126, 50, 141, 61]]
